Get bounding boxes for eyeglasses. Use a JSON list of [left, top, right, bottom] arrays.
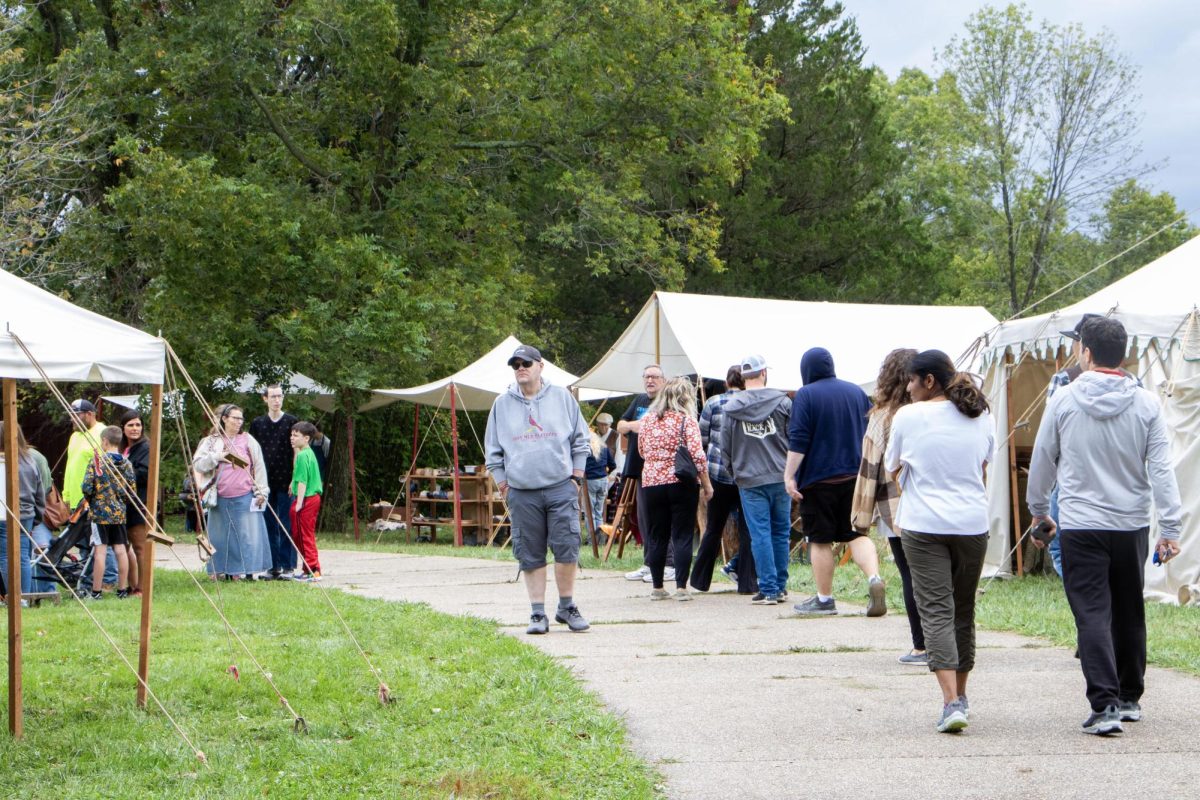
[[643, 374, 663, 381], [511, 360, 534, 370], [226, 415, 244, 422]]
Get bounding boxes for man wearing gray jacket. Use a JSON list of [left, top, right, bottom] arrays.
[[720, 355, 793, 604], [485, 344, 592, 634], [1028, 317, 1182, 736]]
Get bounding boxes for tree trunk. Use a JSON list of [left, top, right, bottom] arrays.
[[317, 393, 354, 532]]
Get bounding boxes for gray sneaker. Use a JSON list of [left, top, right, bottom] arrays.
[[793, 596, 837, 616], [624, 565, 650, 581], [1118, 701, 1141, 722], [898, 650, 929, 665], [866, 577, 887, 617], [937, 700, 969, 733], [554, 604, 590, 632], [1082, 705, 1123, 735], [526, 613, 549, 635]]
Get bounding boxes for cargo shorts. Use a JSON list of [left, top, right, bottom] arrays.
[[508, 479, 581, 571]]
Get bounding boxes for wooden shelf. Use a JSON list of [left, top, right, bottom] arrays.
[[404, 468, 507, 545]]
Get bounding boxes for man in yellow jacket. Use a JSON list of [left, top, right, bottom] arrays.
[[62, 399, 107, 509]]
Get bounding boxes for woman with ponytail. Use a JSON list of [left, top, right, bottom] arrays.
[[884, 350, 994, 734]]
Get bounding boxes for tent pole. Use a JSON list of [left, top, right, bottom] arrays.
[[136, 384, 163, 709], [654, 292, 661, 364], [1004, 353, 1024, 577], [405, 405, 420, 544], [4, 377, 24, 738], [348, 413, 361, 542], [450, 384, 463, 547]]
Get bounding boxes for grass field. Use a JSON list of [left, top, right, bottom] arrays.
[[0, 570, 658, 800]]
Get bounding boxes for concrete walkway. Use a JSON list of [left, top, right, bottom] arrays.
[[162, 548, 1200, 799]]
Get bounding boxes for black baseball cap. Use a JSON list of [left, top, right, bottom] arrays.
[[70, 399, 97, 414], [1061, 313, 1102, 341], [507, 345, 543, 367]]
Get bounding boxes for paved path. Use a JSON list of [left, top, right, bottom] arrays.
[[161, 549, 1200, 799]]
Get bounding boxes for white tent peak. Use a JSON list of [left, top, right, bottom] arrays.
[[370, 336, 624, 412], [574, 291, 1001, 394]]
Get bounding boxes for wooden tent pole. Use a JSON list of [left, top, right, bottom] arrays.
[[450, 384, 462, 547], [4, 377, 23, 737], [136, 384, 163, 709], [404, 405, 420, 544], [348, 413, 361, 542], [654, 292, 661, 364], [1005, 353, 1024, 577]]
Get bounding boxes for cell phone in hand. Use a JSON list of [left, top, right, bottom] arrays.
[[1028, 520, 1055, 545]]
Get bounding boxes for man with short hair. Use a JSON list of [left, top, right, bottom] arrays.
[[618, 364, 673, 583], [248, 385, 299, 579], [485, 344, 591, 634], [719, 355, 792, 604], [784, 347, 886, 617], [1028, 317, 1182, 736]]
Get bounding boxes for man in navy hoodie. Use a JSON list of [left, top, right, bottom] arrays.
[[784, 348, 886, 617]]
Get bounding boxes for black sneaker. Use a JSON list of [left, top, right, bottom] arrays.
[[1118, 701, 1142, 722], [720, 563, 737, 583], [751, 592, 780, 605], [1081, 705, 1123, 735], [526, 613, 549, 635], [87, 590, 103, 600], [554, 604, 590, 632], [116, 589, 130, 599]]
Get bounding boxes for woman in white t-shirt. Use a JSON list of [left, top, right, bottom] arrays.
[[884, 350, 994, 734]]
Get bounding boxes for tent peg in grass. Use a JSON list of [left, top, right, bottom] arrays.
[[378, 683, 394, 705], [226, 664, 240, 681], [293, 717, 309, 734]]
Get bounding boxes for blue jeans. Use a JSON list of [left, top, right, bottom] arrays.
[[0, 517, 35, 595], [264, 488, 296, 573], [739, 483, 791, 596], [1048, 485, 1063, 577], [31, 521, 55, 592]]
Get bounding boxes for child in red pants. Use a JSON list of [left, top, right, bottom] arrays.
[[289, 421, 323, 580]]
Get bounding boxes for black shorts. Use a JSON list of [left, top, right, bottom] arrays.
[[800, 480, 862, 544], [96, 523, 129, 546]]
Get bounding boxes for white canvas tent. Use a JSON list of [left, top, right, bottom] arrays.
[[979, 234, 1200, 602], [1, 269, 166, 384], [370, 336, 624, 411], [573, 292, 1001, 393], [2, 269, 167, 736]]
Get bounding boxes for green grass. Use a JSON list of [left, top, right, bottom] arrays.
[[319, 523, 1200, 678], [0, 571, 658, 799]]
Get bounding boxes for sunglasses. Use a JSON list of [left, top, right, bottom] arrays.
[[511, 360, 534, 370]]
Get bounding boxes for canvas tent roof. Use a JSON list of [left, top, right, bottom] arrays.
[[983, 234, 1200, 362], [371, 336, 626, 412], [1, 270, 165, 383], [573, 292, 1001, 393]]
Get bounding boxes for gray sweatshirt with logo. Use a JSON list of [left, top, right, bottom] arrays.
[[719, 388, 792, 489], [485, 380, 590, 490], [1027, 371, 1182, 539]]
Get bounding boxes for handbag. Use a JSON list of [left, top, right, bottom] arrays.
[[42, 485, 71, 529], [673, 416, 699, 482]]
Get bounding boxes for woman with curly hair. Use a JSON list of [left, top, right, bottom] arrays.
[[852, 348, 924, 664], [884, 350, 993, 734]]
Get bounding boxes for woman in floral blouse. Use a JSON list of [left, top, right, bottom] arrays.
[[638, 376, 713, 600]]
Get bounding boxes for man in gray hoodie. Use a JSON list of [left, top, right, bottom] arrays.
[[1028, 317, 1182, 736], [719, 355, 793, 604], [485, 344, 592, 634]]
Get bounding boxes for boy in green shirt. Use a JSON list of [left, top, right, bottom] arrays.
[[289, 421, 323, 581]]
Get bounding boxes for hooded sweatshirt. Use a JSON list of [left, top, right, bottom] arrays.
[[1027, 371, 1182, 539], [485, 379, 590, 490], [787, 348, 871, 488], [719, 388, 792, 488]]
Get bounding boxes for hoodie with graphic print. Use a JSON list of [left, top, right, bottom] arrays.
[[719, 388, 792, 489], [485, 379, 590, 490], [1027, 371, 1182, 539]]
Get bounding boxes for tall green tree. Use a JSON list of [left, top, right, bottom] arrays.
[[939, 3, 1146, 315]]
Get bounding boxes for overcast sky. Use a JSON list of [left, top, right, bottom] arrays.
[[846, 0, 1200, 223]]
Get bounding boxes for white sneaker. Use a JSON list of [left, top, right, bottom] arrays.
[[624, 565, 650, 581], [642, 566, 676, 583]]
